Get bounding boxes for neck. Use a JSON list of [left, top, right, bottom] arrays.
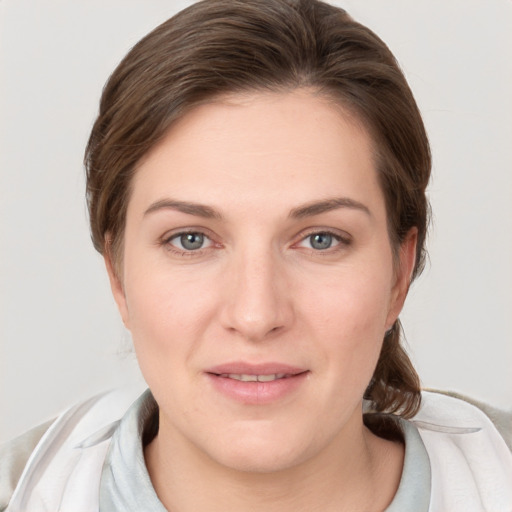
[[144, 411, 404, 512]]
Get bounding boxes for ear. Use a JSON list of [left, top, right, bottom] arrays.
[[385, 227, 418, 329], [103, 243, 131, 329]]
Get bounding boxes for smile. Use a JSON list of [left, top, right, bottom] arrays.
[[205, 363, 309, 404]]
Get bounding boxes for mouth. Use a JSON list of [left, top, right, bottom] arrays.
[[205, 362, 309, 404]]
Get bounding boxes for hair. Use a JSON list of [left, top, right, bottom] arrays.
[[85, 0, 431, 418]]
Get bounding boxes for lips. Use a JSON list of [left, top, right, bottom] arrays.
[[207, 362, 307, 377], [205, 362, 309, 404]]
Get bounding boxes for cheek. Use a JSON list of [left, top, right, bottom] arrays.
[[297, 260, 394, 383], [121, 261, 218, 368], [300, 261, 393, 339]]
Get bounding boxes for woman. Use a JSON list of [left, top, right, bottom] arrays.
[[1, 0, 511, 510]]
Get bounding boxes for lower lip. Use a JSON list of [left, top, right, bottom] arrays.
[[206, 372, 309, 405]]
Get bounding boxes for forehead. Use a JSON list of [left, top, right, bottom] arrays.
[[129, 90, 384, 219]]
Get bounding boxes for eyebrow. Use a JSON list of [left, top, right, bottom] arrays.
[[289, 197, 371, 218], [144, 196, 371, 220], [144, 199, 223, 219]]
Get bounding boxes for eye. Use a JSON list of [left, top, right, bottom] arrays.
[[301, 232, 340, 250], [168, 232, 212, 251], [296, 230, 351, 252], [308, 232, 336, 250]]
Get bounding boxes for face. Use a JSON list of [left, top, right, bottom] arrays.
[[107, 90, 416, 473]]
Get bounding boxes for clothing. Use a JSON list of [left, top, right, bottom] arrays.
[[1, 390, 511, 511]]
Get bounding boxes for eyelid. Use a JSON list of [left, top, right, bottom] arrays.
[[160, 227, 220, 255], [297, 227, 352, 242], [170, 232, 213, 250], [293, 228, 352, 250], [158, 226, 351, 256]]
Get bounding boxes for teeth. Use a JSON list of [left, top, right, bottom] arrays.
[[257, 374, 279, 382], [221, 373, 287, 382]]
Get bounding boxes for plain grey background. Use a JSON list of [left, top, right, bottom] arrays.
[[1, 0, 511, 443]]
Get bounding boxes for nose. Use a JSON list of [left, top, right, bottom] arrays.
[[220, 246, 293, 342]]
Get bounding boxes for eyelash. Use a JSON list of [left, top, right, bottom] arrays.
[[295, 229, 352, 255], [161, 229, 218, 257], [160, 228, 352, 257]]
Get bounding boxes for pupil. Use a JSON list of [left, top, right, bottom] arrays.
[[181, 233, 204, 250], [311, 233, 332, 250]]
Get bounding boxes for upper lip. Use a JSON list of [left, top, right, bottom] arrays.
[[206, 362, 307, 376]]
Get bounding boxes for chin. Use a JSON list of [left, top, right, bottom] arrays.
[[216, 448, 305, 474], [206, 428, 316, 474]]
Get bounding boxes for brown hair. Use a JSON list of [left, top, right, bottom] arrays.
[[85, 0, 430, 418]]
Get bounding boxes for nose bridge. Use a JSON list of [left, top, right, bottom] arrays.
[[222, 240, 291, 341]]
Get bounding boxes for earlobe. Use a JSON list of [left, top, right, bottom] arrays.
[[103, 242, 130, 329], [386, 228, 418, 328]]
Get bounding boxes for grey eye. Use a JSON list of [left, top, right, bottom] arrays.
[[179, 232, 205, 250], [309, 233, 333, 250]]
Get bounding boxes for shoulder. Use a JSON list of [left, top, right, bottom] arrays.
[[426, 389, 512, 450], [0, 420, 55, 511], [411, 390, 512, 510], [414, 389, 512, 449], [418, 389, 512, 450], [0, 388, 141, 511]]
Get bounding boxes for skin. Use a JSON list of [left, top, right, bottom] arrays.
[[106, 90, 417, 512]]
